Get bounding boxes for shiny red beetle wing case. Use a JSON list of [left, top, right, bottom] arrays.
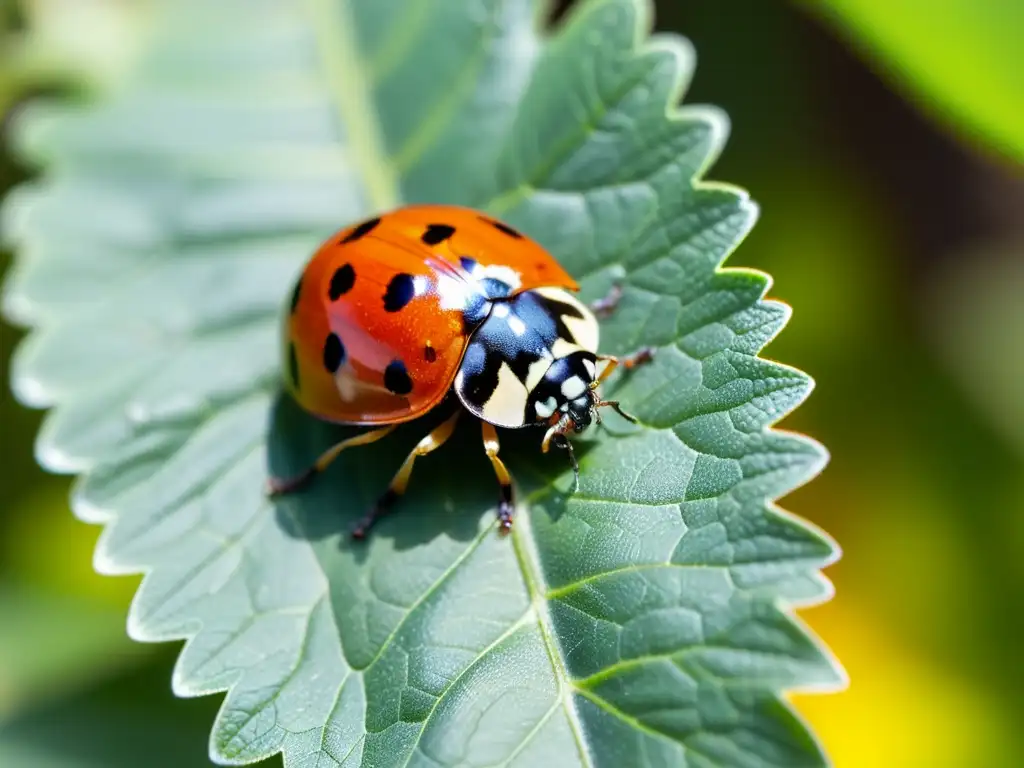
[[383, 205, 579, 294], [282, 205, 579, 426]]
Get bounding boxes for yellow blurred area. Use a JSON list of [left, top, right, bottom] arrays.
[[0, 482, 145, 718], [795, 598, 1015, 768], [722, 29, 1024, 760], [1, 483, 138, 607]]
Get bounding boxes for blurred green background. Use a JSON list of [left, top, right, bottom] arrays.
[[1, 0, 1022, 765]]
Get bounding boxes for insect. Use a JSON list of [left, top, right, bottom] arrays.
[[271, 204, 653, 538]]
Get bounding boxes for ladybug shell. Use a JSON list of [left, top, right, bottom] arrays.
[[284, 205, 578, 426]]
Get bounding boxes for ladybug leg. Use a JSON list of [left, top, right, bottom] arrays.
[[620, 346, 655, 369], [268, 425, 397, 496], [594, 399, 638, 424], [351, 411, 461, 539], [589, 348, 654, 425], [481, 422, 516, 534], [592, 347, 655, 386], [589, 283, 624, 319]]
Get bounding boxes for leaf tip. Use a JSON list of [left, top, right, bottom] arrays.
[[34, 428, 84, 474], [786, 605, 850, 693], [9, 365, 52, 411]]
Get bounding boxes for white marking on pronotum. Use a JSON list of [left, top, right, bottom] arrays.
[[535, 396, 557, 419], [436, 272, 474, 311], [525, 357, 551, 391], [562, 313, 599, 353], [583, 358, 597, 379], [507, 315, 527, 336], [479, 264, 521, 291], [481, 362, 529, 427], [534, 286, 600, 353], [492, 302, 509, 318], [551, 338, 579, 360], [561, 376, 586, 400]]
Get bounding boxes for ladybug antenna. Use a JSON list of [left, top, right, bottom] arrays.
[[553, 433, 580, 492], [563, 437, 580, 492]]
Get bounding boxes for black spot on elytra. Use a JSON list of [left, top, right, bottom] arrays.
[[340, 217, 381, 243], [289, 277, 303, 314], [424, 343, 437, 362], [384, 360, 413, 395], [323, 333, 345, 373], [422, 224, 455, 245], [383, 273, 416, 312], [288, 342, 300, 388], [480, 216, 523, 239], [328, 264, 355, 300]]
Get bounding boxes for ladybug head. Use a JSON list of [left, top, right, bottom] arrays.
[[531, 352, 637, 491]]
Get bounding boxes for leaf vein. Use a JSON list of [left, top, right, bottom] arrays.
[[352, 523, 493, 671], [511, 512, 594, 768]]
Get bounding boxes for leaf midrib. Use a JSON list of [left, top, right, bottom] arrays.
[[512, 514, 594, 767]]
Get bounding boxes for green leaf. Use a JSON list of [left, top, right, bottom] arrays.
[[804, 0, 1024, 162], [2, 0, 842, 765]]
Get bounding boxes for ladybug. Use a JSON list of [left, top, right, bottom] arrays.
[[271, 204, 652, 537]]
